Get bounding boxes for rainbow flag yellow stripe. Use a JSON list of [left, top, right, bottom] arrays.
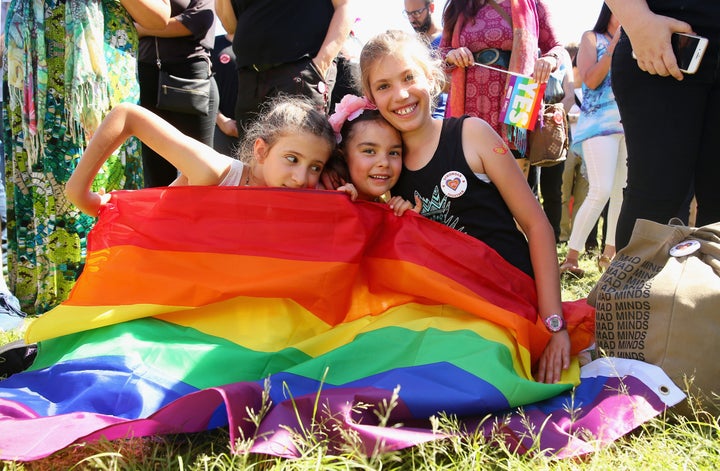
[[0, 187, 623, 463]]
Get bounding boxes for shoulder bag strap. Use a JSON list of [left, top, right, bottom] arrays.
[[155, 37, 162, 70], [486, 0, 512, 28], [155, 37, 212, 77]]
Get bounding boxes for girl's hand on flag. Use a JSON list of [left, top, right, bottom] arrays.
[[535, 330, 571, 384], [336, 183, 358, 200], [387, 194, 422, 217]]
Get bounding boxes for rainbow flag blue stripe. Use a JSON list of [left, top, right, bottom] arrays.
[[0, 188, 683, 461]]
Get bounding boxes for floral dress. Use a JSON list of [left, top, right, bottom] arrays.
[[3, 0, 144, 314], [440, 0, 562, 141]]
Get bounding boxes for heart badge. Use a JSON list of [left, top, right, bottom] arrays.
[[440, 171, 467, 198]]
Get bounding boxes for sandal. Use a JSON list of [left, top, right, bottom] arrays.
[[597, 255, 612, 272], [559, 260, 584, 278]]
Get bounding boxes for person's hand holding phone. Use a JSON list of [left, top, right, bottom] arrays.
[[624, 9, 693, 80], [671, 33, 708, 74]]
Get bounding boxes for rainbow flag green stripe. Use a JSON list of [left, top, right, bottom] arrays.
[[31, 306, 568, 405], [2, 187, 679, 463]]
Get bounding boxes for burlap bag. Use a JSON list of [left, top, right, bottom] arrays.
[[589, 219, 720, 411]]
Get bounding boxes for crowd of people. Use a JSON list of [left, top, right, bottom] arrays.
[[2, 0, 719, 383]]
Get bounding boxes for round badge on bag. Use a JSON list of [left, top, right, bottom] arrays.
[[669, 239, 701, 257]]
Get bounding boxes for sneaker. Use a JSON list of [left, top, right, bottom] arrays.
[[0, 339, 37, 379], [0, 291, 26, 332]]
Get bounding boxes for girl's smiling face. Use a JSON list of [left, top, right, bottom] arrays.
[[367, 51, 434, 134], [343, 119, 402, 201]]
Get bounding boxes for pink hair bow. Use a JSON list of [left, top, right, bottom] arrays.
[[328, 94, 377, 143]]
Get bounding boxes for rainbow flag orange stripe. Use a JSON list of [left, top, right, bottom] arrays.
[[0, 188, 682, 461]]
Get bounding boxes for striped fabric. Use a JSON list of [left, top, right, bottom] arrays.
[[0, 188, 683, 461]]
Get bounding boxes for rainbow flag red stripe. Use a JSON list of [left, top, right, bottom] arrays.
[[0, 188, 683, 461]]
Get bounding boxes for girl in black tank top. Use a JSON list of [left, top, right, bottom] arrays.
[[394, 117, 533, 277], [360, 30, 569, 384]]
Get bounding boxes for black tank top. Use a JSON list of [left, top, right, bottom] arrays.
[[394, 117, 533, 277]]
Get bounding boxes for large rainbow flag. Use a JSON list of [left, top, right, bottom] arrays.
[[0, 188, 684, 461]]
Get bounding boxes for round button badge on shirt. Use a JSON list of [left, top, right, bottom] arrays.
[[440, 171, 467, 198]]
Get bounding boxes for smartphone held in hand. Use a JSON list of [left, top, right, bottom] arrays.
[[630, 32, 709, 75], [671, 32, 708, 74]]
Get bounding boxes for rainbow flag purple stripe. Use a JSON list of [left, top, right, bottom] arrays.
[[0, 188, 683, 461]]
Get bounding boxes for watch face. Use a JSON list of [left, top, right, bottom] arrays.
[[546, 314, 564, 332]]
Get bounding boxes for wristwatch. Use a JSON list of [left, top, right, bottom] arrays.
[[544, 314, 566, 333]]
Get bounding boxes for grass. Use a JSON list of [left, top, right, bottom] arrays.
[[2, 246, 719, 470]]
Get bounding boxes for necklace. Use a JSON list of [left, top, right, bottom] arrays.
[[244, 167, 251, 186]]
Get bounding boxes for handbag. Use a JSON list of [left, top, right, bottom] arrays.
[[155, 38, 212, 116], [588, 218, 720, 413], [527, 102, 568, 167], [527, 51, 568, 166]]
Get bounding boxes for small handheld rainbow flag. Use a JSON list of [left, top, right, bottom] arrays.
[[501, 75, 546, 131]]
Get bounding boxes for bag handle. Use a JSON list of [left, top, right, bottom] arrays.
[[487, 0, 512, 28], [155, 37, 212, 78], [155, 37, 162, 70]]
